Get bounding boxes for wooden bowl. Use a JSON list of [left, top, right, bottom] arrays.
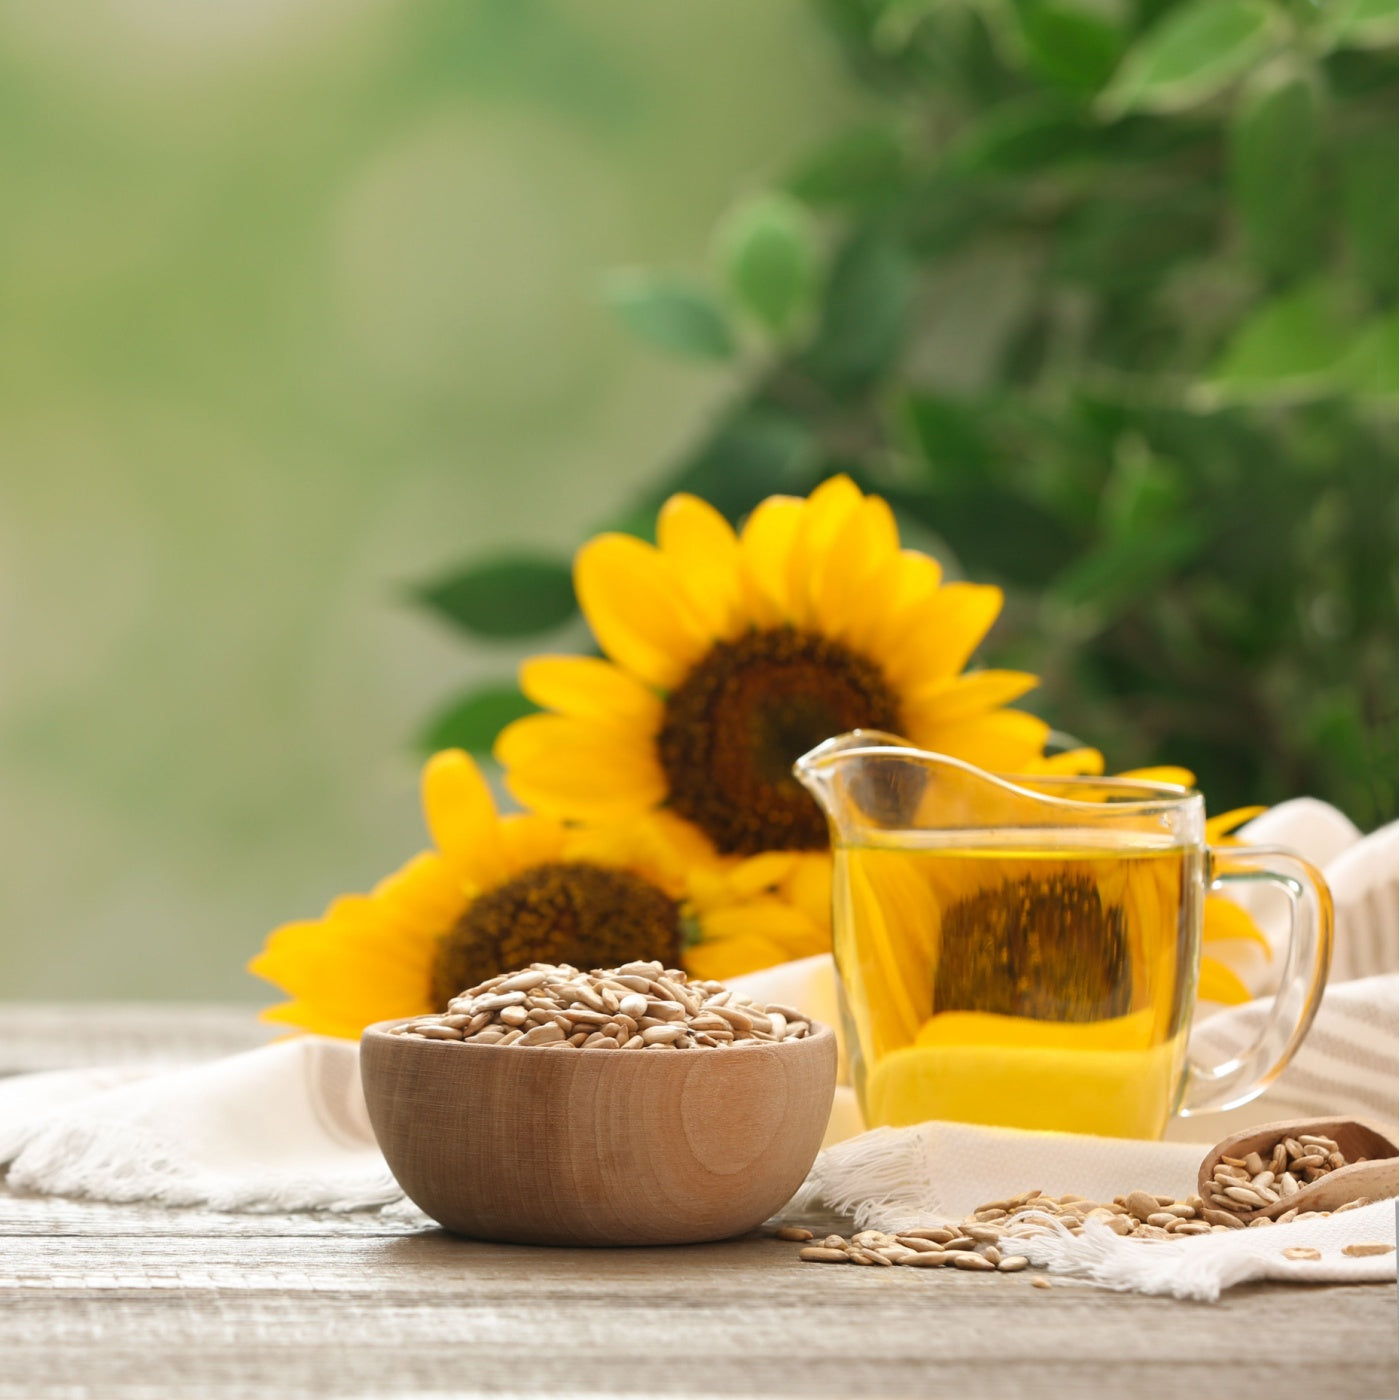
[[360, 1019, 838, 1247]]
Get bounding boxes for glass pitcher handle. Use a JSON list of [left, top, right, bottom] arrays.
[[1178, 846, 1334, 1117]]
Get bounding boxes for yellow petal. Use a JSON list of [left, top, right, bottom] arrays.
[[497, 813, 567, 878], [1207, 806, 1268, 843], [905, 670, 1041, 729], [1197, 956, 1252, 1005], [1033, 747, 1106, 776], [784, 852, 834, 932], [370, 851, 467, 930], [1203, 893, 1273, 954], [812, 494, 902, 645], [249, 906, 437, 1032], [718, 852, 805, 901], [883, 582, 1004, 690], [562, 810, 712, 900], [916, 708, 1051, 772], [699, 898, 829, 958], [422, 749, 505, 888], [575, 533, 711, 689], [501, 718, 667, 822], [848, 548, 943, 662], [1118, 765, 1196, 790], [738, 495, 803, 626], [657, 493, 746, 642], [519, 655, 664, 734], [259, 1000, 381, 1040], [786, 475, 865, 629], [686, 933, 796, 982]]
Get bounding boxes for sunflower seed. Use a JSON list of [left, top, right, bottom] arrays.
[[1341, 1243, 1394, 1257], [997, 1256, 1030, 1272], [951, 1253, 996, 1271], [641, 1024, 685, 1045], [899, 1252, 949, 1267], [774, 1226, 813, 1242], [895, 1236, 944, 1254], [1124, 1191, 1160, 1221], [1283, 1247, 1322, 1261], [799, 1247, 850, 1264], [1223, 1185, 1268, 1207]]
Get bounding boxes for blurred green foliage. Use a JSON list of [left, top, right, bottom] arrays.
[[421, 0, 1398, 828]]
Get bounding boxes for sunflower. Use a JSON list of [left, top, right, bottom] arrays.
[[496, 475, 1050, 974], [248, 749, 820, 1037]]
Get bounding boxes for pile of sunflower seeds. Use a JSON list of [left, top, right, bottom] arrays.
[[387, 961, 812, 1050], [1206, 1131, 1360, 1215], [780, 1174, 1381, 1271]]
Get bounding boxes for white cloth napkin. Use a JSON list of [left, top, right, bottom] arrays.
[[0, 1038, 401, 1214], [0, 798, 1393, 1301]]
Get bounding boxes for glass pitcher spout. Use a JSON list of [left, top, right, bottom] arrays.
[[792, 728, 1200, 848]]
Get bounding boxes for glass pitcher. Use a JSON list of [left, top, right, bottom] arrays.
[[794, 731, 1333, 1139]]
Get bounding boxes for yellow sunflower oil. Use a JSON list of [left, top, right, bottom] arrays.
[[832, 829, 1203, 1139]]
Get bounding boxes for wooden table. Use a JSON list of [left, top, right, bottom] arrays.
[[2, 1005, 1396, 1399]]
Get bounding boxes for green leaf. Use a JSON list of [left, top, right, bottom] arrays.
[[886, 482, 1083, 586], [715, 193, 818, 337], [419, 684, 537, 756], [948, 98, 1097, 174], [416, 556, 576, 638], [800, 229, 914, 392], [1052, 191, 1216, 293], [1341, 126, 1399, 296], [872, 0, 942, 52], [1101, 0, 1276, 115], [1229, 71, 1323, 279], [1337, 312, 1399, 398], [603, 272, 736, 360], [1201, 283, 1361, 404], [784, 124, 906, 208], [899, 392, 993, 483], [1016, 1, 1123, 94], [1324, 0, 1399, 50], [1052, 519, 1208, 617]]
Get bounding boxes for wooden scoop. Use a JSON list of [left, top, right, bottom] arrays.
[[1198, 1117, 1399, 1221]]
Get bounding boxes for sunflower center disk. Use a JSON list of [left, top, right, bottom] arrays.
[[658, 627, 902, 855], [430, 862, 681, 1008]]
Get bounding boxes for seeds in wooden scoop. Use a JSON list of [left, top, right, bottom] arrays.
[[1206, 1132, 1367, 1216], [391, 962, 813, 1050]]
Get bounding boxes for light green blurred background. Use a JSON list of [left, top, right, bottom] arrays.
[[0, 0, 855, 1000]]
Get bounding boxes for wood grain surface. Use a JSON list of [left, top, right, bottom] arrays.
[[360, 1019, 837, 1246], [2, 1003, 1396, 1400]]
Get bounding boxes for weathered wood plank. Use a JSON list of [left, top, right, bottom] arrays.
[[0, 1231, 1393, 1399]]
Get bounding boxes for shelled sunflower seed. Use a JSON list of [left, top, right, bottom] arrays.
[[779, 1174, 1376, 1274], [1205, 1132, 1366, 1215], [387, 961, 812, 1050]]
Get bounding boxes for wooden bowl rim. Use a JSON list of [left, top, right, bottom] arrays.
[[361, 1016, 836, 1062]]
